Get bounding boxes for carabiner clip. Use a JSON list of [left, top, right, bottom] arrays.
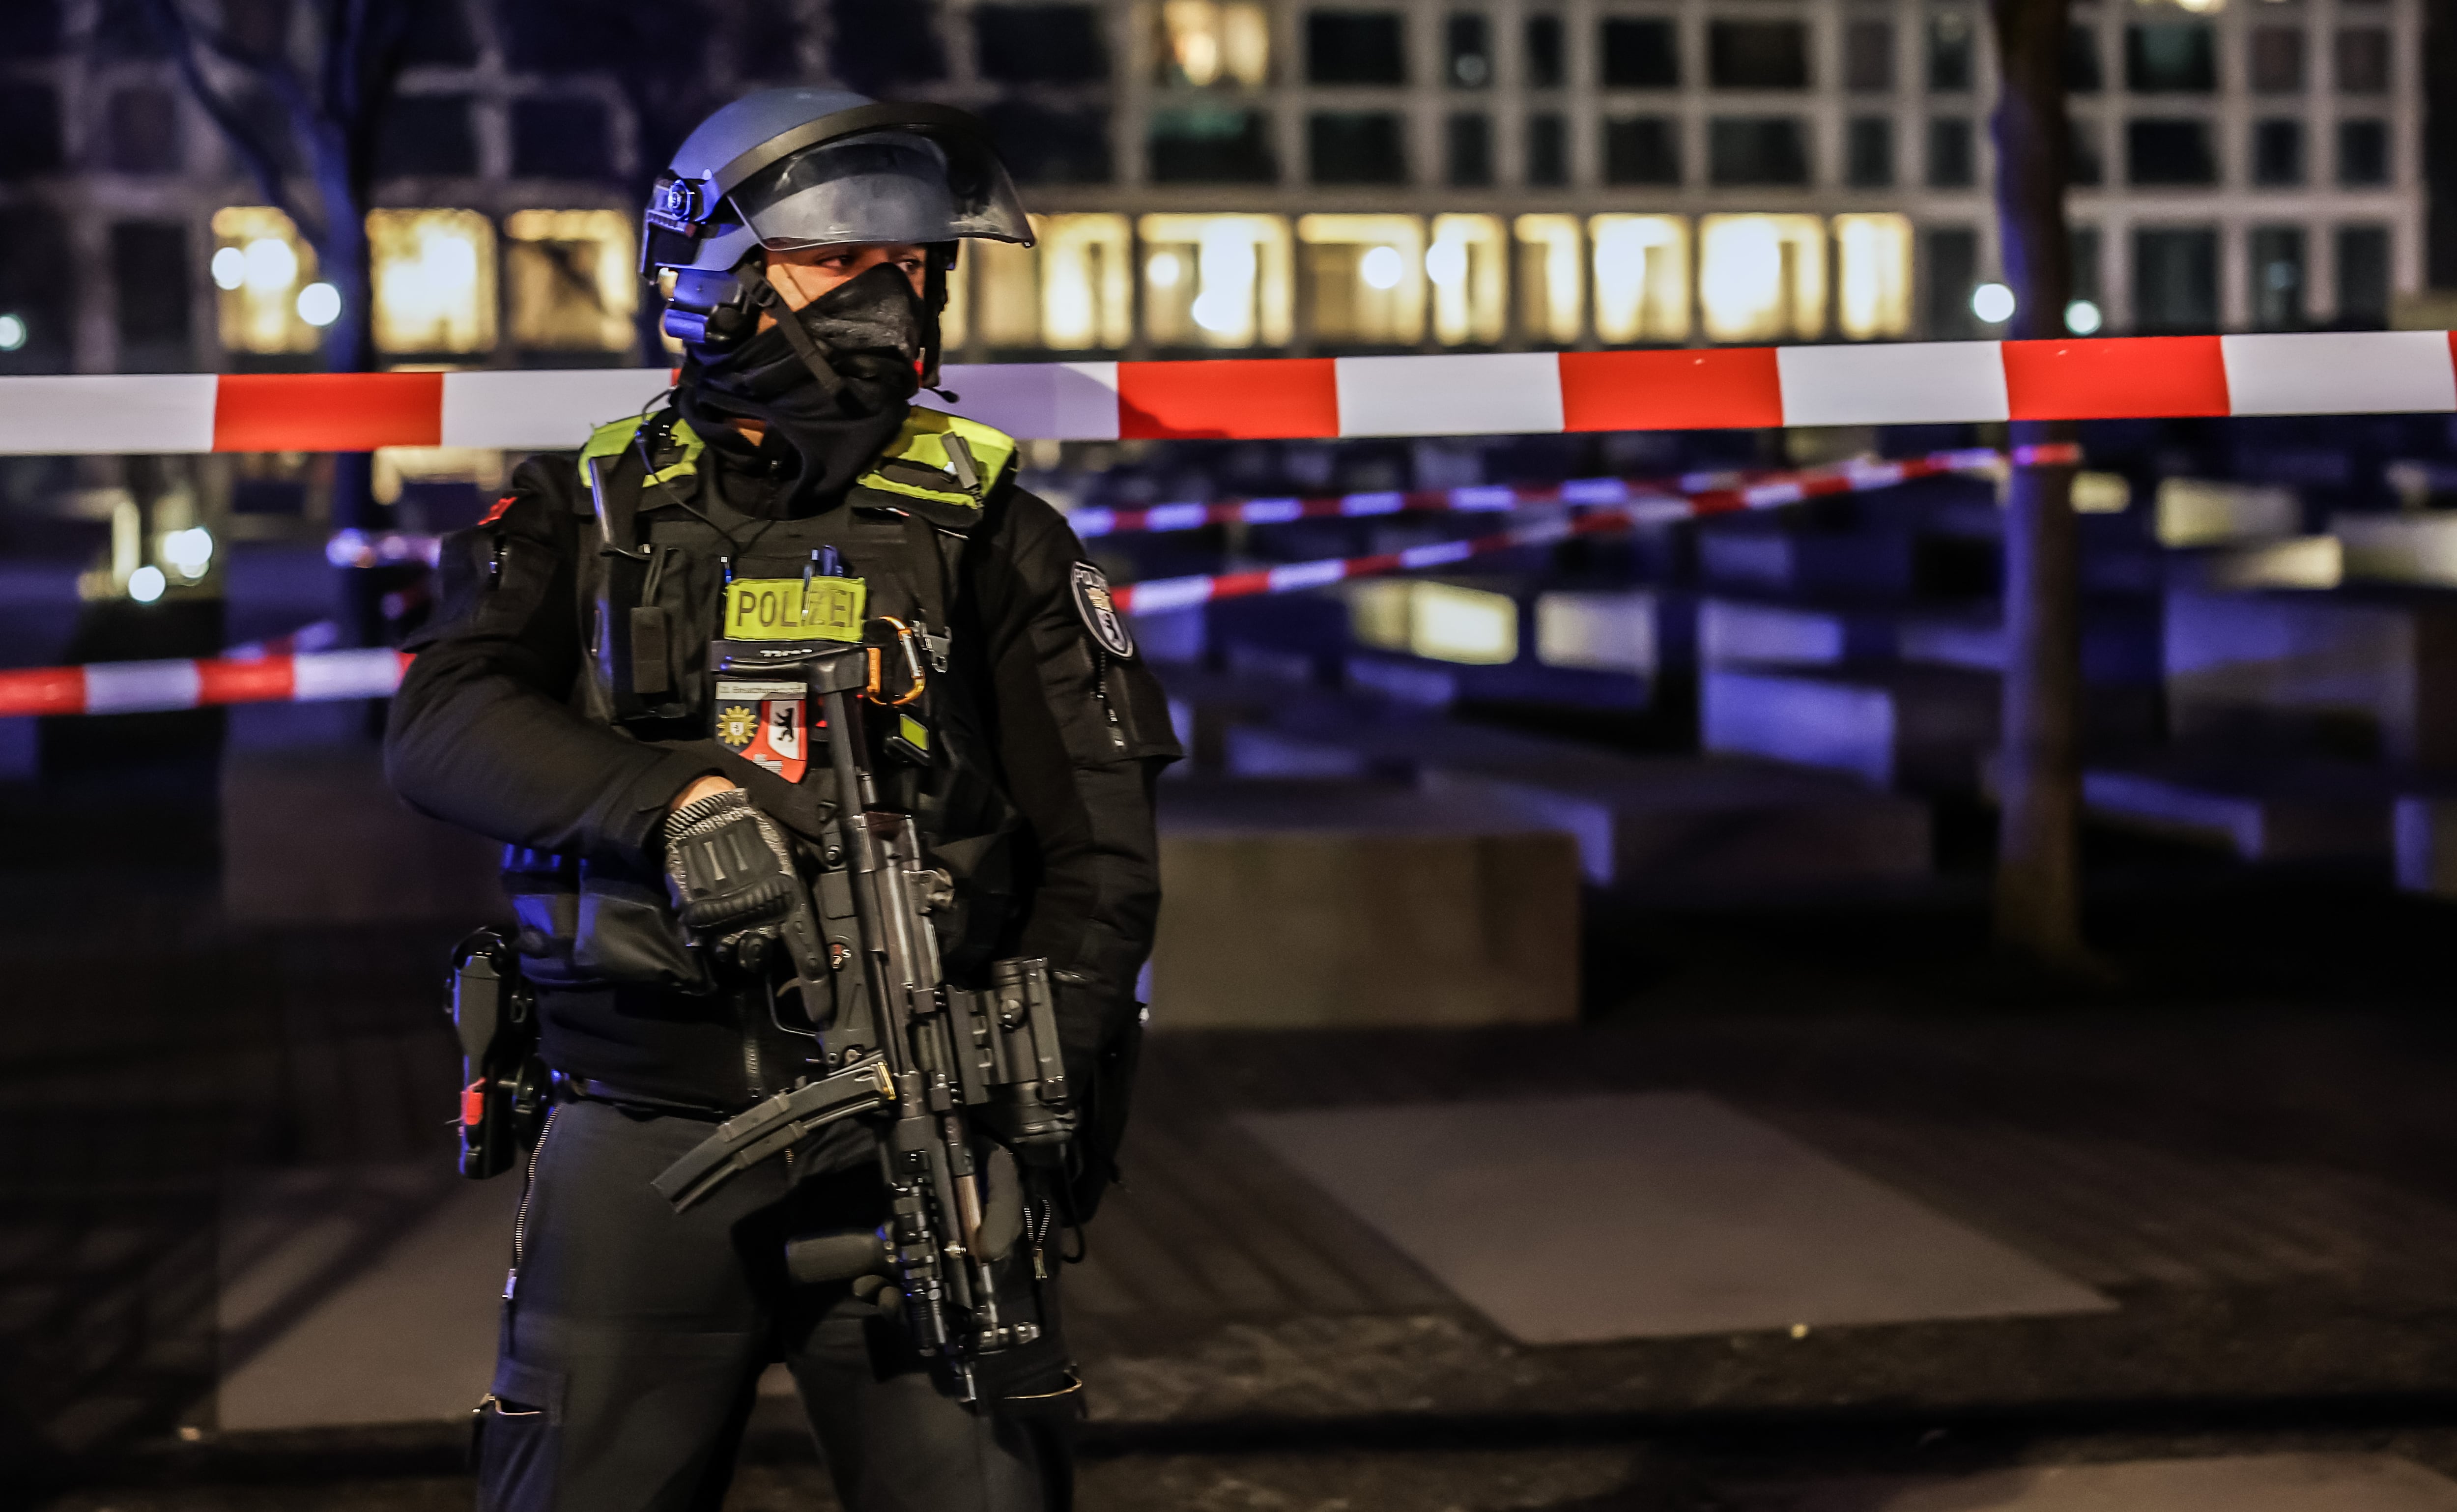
[[863, 617, 928, 707]]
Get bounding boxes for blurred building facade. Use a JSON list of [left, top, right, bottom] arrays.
[[0, 0, 2431, 379]]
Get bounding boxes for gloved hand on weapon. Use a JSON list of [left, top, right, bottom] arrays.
[[661, 781, 802, 953]]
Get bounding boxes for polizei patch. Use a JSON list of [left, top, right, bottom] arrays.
[[1070, 561, 1135, 659]]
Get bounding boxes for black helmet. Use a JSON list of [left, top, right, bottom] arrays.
[[644, 87, 1032, 354]]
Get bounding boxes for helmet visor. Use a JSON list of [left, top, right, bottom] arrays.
[[727, 130, 1032, 252]]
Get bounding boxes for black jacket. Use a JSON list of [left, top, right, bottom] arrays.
[[384, 410, 1179, 1114]]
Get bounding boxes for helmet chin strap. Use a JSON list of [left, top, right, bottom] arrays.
[[744, 263, 847, 401]]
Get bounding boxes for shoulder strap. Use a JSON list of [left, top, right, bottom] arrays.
[[574, 410, 702, 515], [575, 408, 691, 723], [847, 408, 1020, 530]]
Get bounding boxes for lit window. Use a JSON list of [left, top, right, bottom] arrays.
[[1832, 212, 1913, 340], [1589, 214, 1689, 344], [1537, 590, 1656, 675], [1138, 214, 1292, 348], [965, 215, 1134, 351], [1298, 214, 1426, 346], [503, 209, 637, 352], [1427, 214, 1507, 346], [1513, 214, 1583, 345], [1698, 213, 1826, 342], [941, 245, 970, 350], [971, 235, 1041, 348], [1160, 0, 1270, 87], [210, 205, 320, 355], [1039, 213, 1134, 349], [370, 208, 496, 354], [372, 446, 510, 518]]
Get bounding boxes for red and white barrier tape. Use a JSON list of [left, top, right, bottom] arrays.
[[327, 529, 444, 569], [1077, 443, 2069, 538], [1075, 467, 1796, 538], [0, 331, 2447, 454], [0, 648, 410, 719], [322, 446, 2067, 562], [1111, 445, 2052, 614], [1, 444, 2060, 715]]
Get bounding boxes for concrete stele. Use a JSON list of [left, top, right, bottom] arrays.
[[1243, 1093, 2110, 1345]]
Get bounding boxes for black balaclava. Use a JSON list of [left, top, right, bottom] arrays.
[[677, 260, 925, 513]]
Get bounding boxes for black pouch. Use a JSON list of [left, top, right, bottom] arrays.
[[572, 864, 713, 993], [503, 848, 582, 988], [504, 848, 713, 995]]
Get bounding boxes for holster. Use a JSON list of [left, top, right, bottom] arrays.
[[448, 928, 552, 1179]]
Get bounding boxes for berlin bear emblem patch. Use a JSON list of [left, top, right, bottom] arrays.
[[1070, 561, 1135, 659]]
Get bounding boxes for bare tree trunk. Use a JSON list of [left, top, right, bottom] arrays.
[[147, 0, 411, 650], [305, 122, 387, 649], [1987, 0, 2089, 965]]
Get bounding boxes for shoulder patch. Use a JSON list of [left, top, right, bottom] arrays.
[[1069, 562, 1136, 659], [481, 492, 519, 526]]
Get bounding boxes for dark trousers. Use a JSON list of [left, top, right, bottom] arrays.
[[474, 1099, 1063, 1512]]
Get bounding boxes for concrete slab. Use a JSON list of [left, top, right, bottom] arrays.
[[1535, 589, 1661, 676], [1696, 520, 1917, 597], [1702, 665, 1998, 790], [1241, 1093, 2111, 1345], [2394, 795, 2457, 895], [1341, 650, 1654, 713], [1737, 1454, 2457, 1512], [1423, 760, 1930, 896], [1152, 781, 1580, 1029], [2336, 512, 2457, 588], [2164, 586, 2457, 766], [1212, 695, 1930, 895], [2080, 755, 2393, 861], [2156, 478, 2302, 547], [1701, 599, 1850, 667]]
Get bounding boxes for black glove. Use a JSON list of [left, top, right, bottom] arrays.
[[661, 787, 800, 936]]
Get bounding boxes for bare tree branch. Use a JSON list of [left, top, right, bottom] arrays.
[[141, 0, 322, 241]]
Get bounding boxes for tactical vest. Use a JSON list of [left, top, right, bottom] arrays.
[[513, 404, 1028, 999], [574, 405, 1020, 728]]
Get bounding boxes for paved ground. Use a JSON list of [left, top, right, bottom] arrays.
[[8, 769, 2457, 1508], [36, 1434, 2457, 1510]]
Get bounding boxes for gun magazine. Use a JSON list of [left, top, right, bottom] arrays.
[[652, 1057, 894, 1211]]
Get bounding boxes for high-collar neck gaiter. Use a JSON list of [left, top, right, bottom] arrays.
[[677, 261, 926, 512]]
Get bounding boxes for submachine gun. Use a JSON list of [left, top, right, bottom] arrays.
[[652, 618, 1079, 1408]]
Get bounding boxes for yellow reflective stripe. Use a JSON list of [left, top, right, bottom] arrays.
[[578, 414, 701, 483], [721, 577, 867, 642], [579, 416, 645, 466], [860, 476, 979, 508], [852, 408, 1019, 504]]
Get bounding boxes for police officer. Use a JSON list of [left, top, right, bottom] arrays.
[[385, 87, 1178, 1512]]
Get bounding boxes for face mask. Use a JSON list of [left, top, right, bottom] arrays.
[[689, 261, 925, 419], [677, 261, 928, 507]]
